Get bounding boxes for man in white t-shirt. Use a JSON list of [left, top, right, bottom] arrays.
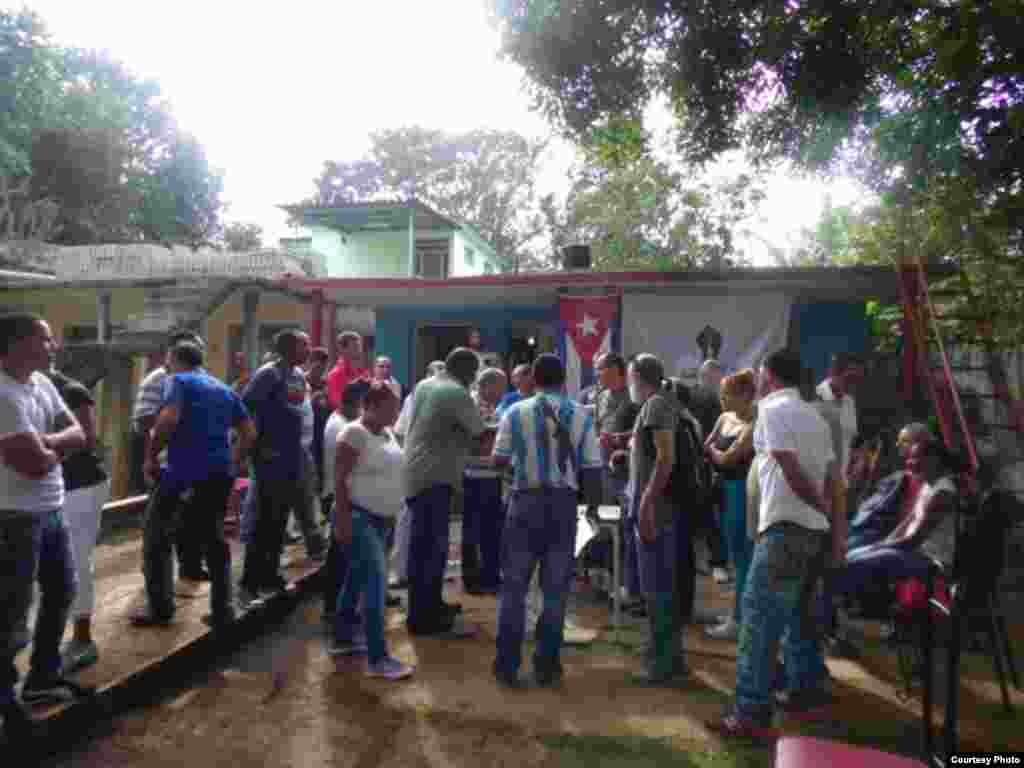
[[709, 349, 841, 741], [371, 356, 403, 402], [815, 352, 866, 486], [0, 313, 87, 739]]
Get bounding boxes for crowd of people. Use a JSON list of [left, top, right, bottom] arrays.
[[1, 312, 966, 746]]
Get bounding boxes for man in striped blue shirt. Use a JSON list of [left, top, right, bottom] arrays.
[[490, 354, 602, 688]]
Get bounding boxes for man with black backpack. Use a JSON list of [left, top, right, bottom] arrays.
[[626, 354, 696, 686], [659, 376, 710, 627]]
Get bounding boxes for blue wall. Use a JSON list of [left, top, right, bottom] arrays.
[[795, 302, 870, 383], [376, 303, 558, 391], [378, 299, 869, 392]]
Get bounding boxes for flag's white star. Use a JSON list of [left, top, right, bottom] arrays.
[[576, 314, 599, 336]]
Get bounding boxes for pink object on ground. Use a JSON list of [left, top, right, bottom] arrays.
[[775, 736, 927, 768]]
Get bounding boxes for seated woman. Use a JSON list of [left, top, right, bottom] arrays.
[[826, 439, 962, 652], [330, 382, 414, 681], [846, 422, 933, 551]]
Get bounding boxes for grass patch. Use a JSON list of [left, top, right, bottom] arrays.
[[540, 733, 770, 768], [99, 525, 142, 547]]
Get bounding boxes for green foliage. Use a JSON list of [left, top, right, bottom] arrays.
[[0, 9, 64, 176], [303, 126, 549, 271], [543, 127, 764, 271], [221, 221, 264, 252], [490, 0, 1024, 204], [0, 9, 224, 246], [848, 173, 1024, 349]]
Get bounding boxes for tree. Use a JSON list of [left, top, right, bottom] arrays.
[[221, 222, 264, 252], [1, 11, 225, 247], [27, 127, 129, 244], [300, 126, 548, 271], [129, 134, 225, 248], [543, 123, 764, 271], [490, 0, 1024, 201], [0, 9, 64, 176]]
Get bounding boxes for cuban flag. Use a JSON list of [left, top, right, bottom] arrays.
[[559, 295, 621, 399]]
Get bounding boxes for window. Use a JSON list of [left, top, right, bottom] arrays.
[[415, 242, 449, 279], [483, 262, 495, 275], [464, 247, 475, 267]]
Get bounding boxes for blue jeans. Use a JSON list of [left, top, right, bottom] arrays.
[[463, 476, 504, 590], [622, 507, 642, 597], [1, 508, 77, 701], [495, 488, 577, 679], [335, 507, 393, 663], [635, 516, 682, 675], [734, 523, 829, 723], [675, 508, 696, 624], [241, 462, 299, 591], [723, 479, 754, 622], [322, 496, 349, 618], [143, 474, 234, 620], [819, 545, 933, 632], [406, 484, 454, 633]]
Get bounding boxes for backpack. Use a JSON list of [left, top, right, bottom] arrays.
[[643, 390, 713, 509]]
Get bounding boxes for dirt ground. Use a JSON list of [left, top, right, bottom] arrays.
[[40, 563, 1024, 768]]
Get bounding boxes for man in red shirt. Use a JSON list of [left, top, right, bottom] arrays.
[[326, 331, 369, 411]]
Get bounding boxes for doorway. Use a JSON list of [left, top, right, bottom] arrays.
[[415, 323, 472, 382]]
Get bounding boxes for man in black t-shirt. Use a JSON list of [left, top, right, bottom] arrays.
[[45, 368, 109, 674]]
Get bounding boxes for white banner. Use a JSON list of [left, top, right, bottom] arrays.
[[621, 293, 793, 382]]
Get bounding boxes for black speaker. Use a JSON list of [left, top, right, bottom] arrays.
[[562, 244, 591, 270]]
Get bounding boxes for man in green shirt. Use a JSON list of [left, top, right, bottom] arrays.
[[402, 348, 485, 637]]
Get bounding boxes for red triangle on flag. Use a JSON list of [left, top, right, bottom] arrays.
[[560, 296, 619, 365]]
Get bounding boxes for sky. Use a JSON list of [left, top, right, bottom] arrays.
[[27, 0, 867, 265]]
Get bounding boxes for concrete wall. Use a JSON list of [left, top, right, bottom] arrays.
[[378, 298, 869, 395], [204, 288, 308, 382], [450, 231, 496, 277], [0, 284, 147, 343], [310, 225, 500, 278]]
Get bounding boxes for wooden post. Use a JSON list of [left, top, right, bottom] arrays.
[[97, 291, 112, 344], [408, 203, 417, 277], [327, 302, 338, 359], [243, 289, 260, 373], [310, 289, 324, 347]]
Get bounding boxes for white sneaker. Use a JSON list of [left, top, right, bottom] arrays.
[[712, 567, 732, 585], [705, 618, 739, 641]]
